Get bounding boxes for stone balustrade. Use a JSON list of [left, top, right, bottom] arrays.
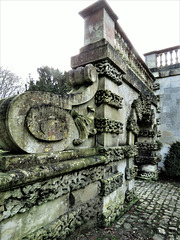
[[144, 45, 180, 69], [114, 25, 154, 90]]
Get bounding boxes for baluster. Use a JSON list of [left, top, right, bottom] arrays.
[[155, 54, 158, 68], [164, 52, 168, 66], [160, 53, 163, 67], [175, 48, 179, 64], [170, 50, 173, 65]]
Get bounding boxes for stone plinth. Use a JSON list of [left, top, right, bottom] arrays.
[[79, 0, 118, 47]]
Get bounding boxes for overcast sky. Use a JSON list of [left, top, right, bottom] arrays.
[[1, 0, 180, 82]]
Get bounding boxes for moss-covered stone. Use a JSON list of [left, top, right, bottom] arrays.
[[0, 155, 106, 191]]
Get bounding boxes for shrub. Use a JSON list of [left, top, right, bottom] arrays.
[[164, 141, 180, 179]]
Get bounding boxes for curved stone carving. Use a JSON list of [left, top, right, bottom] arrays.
[[67, 64, 99, 106], [67, 64, 97, 86], [0, 92, 76, 153]]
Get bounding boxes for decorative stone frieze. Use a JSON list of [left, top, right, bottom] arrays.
[[95, 60, 123, 85], [125, 188, 137, 203], [136, 142, 159, 151], [99, 145, 138, 164], [95, 90, 123, 109], [23, 197, 101, 240], [153, 83, 160, 91], [125, 165, 138, 180], [138, 129, 156, 138], [138, 171, 158, 180], [99, 147, 124, 163], [0, 166, 103, 220], [71, 106, 97, 145], [101, 173, 123, 196], [123, 145, 138, 158], [126, 116, 140, 135], [95, 118, 123, 134], [135, 155, 161, 165]]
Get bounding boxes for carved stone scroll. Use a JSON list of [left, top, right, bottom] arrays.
[[0, 92, 76, 153], [67, 64, 98, 86]]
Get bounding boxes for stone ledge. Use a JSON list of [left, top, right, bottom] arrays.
[[0, 148, 99, 172], [0, 155, 106, 191]]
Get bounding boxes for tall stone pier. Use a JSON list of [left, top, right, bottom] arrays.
[[0, 1, 160, 239]]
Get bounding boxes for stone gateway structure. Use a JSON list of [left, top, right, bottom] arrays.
[[0, 1, 161, 239]]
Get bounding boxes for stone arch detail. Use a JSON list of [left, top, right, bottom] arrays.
[[127, 94, 161, 180]]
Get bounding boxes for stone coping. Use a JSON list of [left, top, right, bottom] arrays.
[[0, 148, 99, 172], [0, 155, 106, 191]]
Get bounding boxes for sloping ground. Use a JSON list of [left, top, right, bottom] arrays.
[[75, 180, 180, 240]]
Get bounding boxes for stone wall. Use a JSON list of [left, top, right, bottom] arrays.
[[144, 46, 180, 169], [0, 1, 160, 239]]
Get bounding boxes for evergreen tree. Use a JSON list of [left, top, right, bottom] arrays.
[[25, 66, 71, 95]]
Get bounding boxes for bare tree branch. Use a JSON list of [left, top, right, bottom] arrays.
[[0, 66, 24, 99]]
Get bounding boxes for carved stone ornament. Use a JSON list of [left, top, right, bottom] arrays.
[[95, 90, 123, 109], [100, 201, 124, 227], [101, 172, 123, 196], [99, 145, 138, 164], [67, 64, 98, 86], [0, 92, 76, 153], [72, 106, 97, 145], [136, 141, 159, 151], [95, 118, 123, 134], [95, 60, 123, 85], [138, 170, 158, 180], [126, 116, 140, 135], [138, 129, 156, 138], [125, 188, 136, 202], [132, 94, 155, 126], [125, 165, 138, 180], [135, 155, 161, 165], [1, 165, 103, 220], [23, 197, 101, 240], [26, 106, 70, 142]]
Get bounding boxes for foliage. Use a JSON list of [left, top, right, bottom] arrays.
[[25, 66, 71, 95], [0, 66, 23, 99], [156, 140, 163, 150], [164, 141, 180, 179]]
